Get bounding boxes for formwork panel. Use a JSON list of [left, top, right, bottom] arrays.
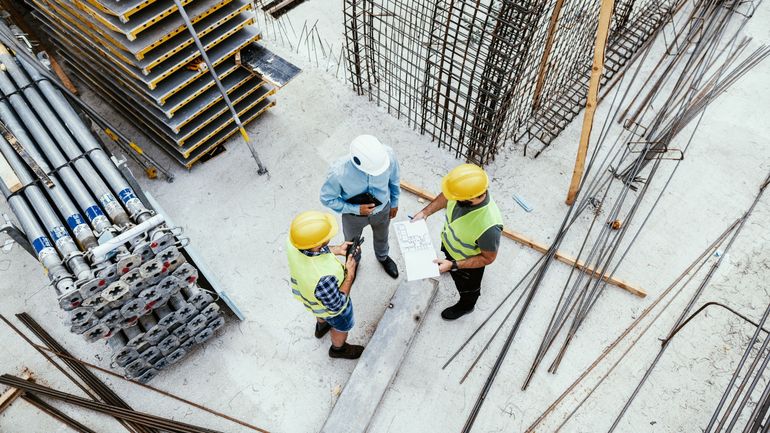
[[81, 0, 185, 24], [30, 0, 291, 168]]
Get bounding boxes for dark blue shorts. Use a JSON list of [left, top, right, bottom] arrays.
[[325, 302, 355, 332]]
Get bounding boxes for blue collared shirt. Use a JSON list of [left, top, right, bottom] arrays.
[[300, 246, 346, 313], [320, 147, 400, 215]]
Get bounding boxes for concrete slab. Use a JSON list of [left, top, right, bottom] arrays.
[[321, 278, 438, 433], [0, 1, 768, 433]]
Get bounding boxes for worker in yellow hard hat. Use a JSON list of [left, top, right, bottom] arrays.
[[286, 211, 364, 359], [412, 164, 503, 320]]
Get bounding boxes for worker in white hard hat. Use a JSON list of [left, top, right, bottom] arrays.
[[320, 135, 401, 279]]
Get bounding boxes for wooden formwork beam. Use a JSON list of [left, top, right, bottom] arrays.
[[400, 181, 646, 298], [532, 0, 566, 111], [565, 0, 616, 205]]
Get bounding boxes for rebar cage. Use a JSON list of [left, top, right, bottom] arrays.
[[343, 0, 681, 164]]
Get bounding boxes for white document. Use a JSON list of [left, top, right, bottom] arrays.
[[393, 219, 440, 281]]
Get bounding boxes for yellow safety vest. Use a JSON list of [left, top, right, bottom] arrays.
[[441, 198, 504, 260], [286, 240, 348, 318]]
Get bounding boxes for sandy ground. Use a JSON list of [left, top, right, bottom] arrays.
[[1, 1, 769, 432]]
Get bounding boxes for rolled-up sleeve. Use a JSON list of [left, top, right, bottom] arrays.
[[314, 275, 347, 313], [388, 151, 401, 208], [320, 166, 359, 214]]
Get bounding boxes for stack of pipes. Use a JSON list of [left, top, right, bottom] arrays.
[[0, 40, 225, 383]]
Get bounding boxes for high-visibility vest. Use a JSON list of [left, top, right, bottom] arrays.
[[441, 198, 503, 260], [286, 241, 348, 318]]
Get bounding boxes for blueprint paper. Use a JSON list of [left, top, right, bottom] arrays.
[[394, 220, 440, 281]]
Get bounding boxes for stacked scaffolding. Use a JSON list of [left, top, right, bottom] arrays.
[[0, 31, 225, 382], [28, 0, 278, 168], [344, 0, 681, 164]]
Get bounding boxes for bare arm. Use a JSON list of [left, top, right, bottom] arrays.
[[459, 250, 497, 268], [435, 249, 497, 272], [339, 253, 358, 295], [413, 192, 449, 220]]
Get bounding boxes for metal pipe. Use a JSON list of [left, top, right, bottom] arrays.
[[0, 23, 173, 182], [0, 46, 113, 239], [0, 20, 155, 222], [90, 214, 164, 263], [4, 51, 131, 228], [0, 135, 93, 281], [23, 52, 154, 223], [0, 175, 80, 308]]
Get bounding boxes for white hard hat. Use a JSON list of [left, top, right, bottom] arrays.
[[350, 135, 390, 176]]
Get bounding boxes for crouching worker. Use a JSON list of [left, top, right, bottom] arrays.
[[287, 210, 365, 359]]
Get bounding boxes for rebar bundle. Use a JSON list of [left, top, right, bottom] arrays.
[[24, 0, 279, 168], [703, 302, 770, 433], [0, 35, 226, 382], [435, 0, 766, 430], [343, 0, 681, 164]]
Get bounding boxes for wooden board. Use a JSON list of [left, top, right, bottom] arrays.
[[400, 181, 646, 298], [565, 0, 616, 205], [321, 278, 439, 433], [0, 372, 31, 413], [0, 150, 22, 193]]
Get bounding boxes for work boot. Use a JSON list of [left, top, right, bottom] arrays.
[[379, 256, 399, 279], [315, 321, 331, 339], [441, 302, 475, 320], [329, 343, 365, 359]]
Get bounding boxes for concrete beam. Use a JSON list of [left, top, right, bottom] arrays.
[[321, 278, 439, 433]]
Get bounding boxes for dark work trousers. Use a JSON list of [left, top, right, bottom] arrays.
[[341, 205, 391, 261], [442, 245, 485, 310]]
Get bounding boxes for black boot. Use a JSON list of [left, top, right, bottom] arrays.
[[329, 343, 365, 359], [379, 256, 399, 279], [441, 302, 475, 320], [441, 290, 479, 320], [315, 321, 331, 338]]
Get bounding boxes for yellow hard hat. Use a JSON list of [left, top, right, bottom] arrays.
[[289, 211, 338, 250], [441, 164, 489, 201]]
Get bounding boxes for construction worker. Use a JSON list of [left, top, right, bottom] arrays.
[[320, 135, 400, 279], [287, 211, 365, 359], [412, 164, 503, 320]]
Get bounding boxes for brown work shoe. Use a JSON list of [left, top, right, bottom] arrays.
[[328, 343, 365, 359]]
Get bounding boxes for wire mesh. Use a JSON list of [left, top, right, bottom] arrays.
[[343, 0, 682, 164]]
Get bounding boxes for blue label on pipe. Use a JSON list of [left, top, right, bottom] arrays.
[[85, 205, 104, 221], [66, 214, 87, 230], [32, 236, 52, 254], [118, 188, 137, 204], [50, 226, 69, 241]]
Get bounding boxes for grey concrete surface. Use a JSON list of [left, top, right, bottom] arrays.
[[321, 278, 438, 433], [0, 1, 769, 433]]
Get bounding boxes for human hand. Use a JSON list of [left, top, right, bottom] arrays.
[[345, 253, 358, 276], [434, 258, 453, 273], [411, 211, 426, 222], [360, 203, 376, 216], [389, 207, 398, 219], [330, 242, 352, 256]]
